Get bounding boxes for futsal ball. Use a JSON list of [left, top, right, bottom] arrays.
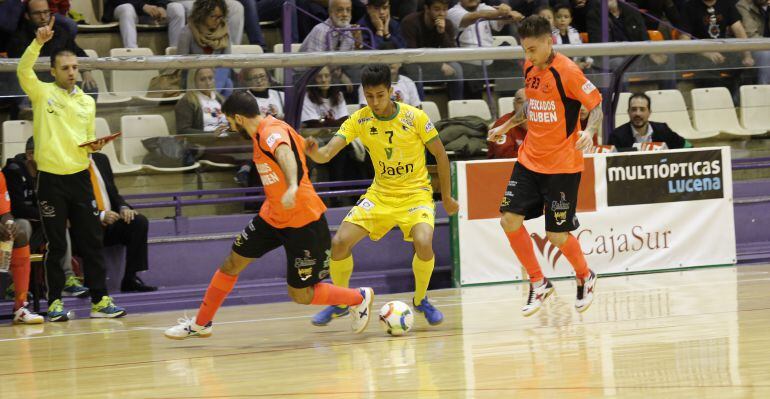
[[379, 301, 414, 336]]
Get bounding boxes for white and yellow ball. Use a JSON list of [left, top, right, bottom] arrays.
[[378, 301, 414, 336]]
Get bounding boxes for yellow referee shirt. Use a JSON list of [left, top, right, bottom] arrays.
[[336, 102, 439, 196], [17, 40, 96, 175]]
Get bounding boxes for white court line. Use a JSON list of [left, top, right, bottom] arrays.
[[2, 275, 769, 343]]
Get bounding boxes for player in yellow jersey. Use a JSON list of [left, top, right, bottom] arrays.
[[305, 63, 459, 326]]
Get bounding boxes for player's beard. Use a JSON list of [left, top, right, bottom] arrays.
[[233, 122, 251, 140], [631, 117, 646, 129]]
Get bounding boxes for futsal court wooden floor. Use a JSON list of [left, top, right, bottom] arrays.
[[1, 264, 770, 399]]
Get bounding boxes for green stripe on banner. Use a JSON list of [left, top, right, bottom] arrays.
[[450, 161, 461, 288]]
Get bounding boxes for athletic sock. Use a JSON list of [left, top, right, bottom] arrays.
[[10, 246, 31, 310], [412, 254, 435, 303], [195, 270, 238, 326], [505, 227, 543, 283], [330, 255, 354, 288], [310, 282, 363, 306], [560, 234, 590, 280]]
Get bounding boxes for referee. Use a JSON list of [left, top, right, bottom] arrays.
[[17, 18, 126, 321]]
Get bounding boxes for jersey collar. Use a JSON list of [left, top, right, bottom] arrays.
[[373, 101, 400, 122]]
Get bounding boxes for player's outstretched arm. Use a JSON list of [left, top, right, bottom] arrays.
[[576, 104, 603, 152], [426, 138, 459, 216], [275, 144, 299, 209], [488, 105, 526, 142], [304, 135, 347, 164]]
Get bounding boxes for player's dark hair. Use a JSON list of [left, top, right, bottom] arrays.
[[424, 0, 449, 8], [553, 3, 573, 15], [50, 48, 77, 68], [628, 93, 652, 111], [222, 90, 261, 118], [518, 15, 553, 39], [536, 5, 554, 15], [307, 66, 343, 107], [361, 63, 392, 89], [368, 0, 389, 7]]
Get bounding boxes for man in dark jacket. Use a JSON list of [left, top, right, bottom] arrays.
[[609, 93, 690, 151]]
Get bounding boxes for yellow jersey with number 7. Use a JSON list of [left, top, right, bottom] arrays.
[[335, 102, 439, 196]]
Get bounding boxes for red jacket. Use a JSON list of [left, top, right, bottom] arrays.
[[487, 112, 527, 159]]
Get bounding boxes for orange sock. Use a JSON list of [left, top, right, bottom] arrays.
[[195, 270, 238, 326], [10, 246, 31, 310], [505, 227, 543, 282], [560, 234, 590, 280], [310, 283, 363, 306]]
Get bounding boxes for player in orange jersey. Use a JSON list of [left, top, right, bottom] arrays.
[[488, 15, 601, 317], [164, 91, 374, 339]]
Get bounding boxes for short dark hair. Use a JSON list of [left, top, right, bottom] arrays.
[[554, 3, 573, 14], [536, 5, 554, 14], [628, 93, 651, 110], [368, 0, 389, 7], [222, 90, 261, 118], [50, 48, 77, 68], [190, 0, 228, 27], [424, 0, 449, 8], [361, 63, 392, 89], [518, 15, 553, 39]]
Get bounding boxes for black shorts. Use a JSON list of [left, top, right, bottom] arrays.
[[499, 162, 582, 232], [232, 214, 331, 288]]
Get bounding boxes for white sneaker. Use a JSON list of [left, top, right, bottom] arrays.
[[350, 287, 374, 333], [13, 305, 44, 325], [522, 278, 555, 317], [575, 270, 597, 313], [164, 316, 213, 340]]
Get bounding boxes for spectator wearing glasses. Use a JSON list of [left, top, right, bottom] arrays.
[[609, 93, 690, 151], [240, 67, 285, 119]]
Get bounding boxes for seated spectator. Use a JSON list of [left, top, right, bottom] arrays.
[[177, 0, 234, 95], [6, 0, 96, 92], [634, 0, 682, 32], [447, 0, 523, 98], [401, 0, 464, 100], [357, 58, 421, 107], [679, 0, 754, 68], [240, 67, 285, 119], [175, 68, 229, 135], [296, 0, 366, 41], [537, 5, 554, 27], [48, 0, 78, 36], [736, 0, 770, 83], [2, 138, 90, 298], [166, 0, 243, 47], [0, 0, 28, 50], [88, 152, 156, 292], [609, 93, 690, 150], [358, 0, 407, 49], [102, 0, 170, 48], [301, 66, 349, 127], [552, 4, 593, 69], [488, 88, 527, 159], [561, 0, 595, 33]]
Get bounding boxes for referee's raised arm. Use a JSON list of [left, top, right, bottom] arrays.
[[16, 16, 54, 102]]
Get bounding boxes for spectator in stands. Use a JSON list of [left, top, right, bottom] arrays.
[[391, 0, 421, 19], [401, 0, 465, 100], [552, 4, 592, 69], [2, 138, 90, 298], [561, 0, 595, 33], [102, 0, 170, 48], [609, 93, 689, 150], [537, 5, 554, 26], [175, 68, 229, 135], [301, 66, 349, 127], [240, 67, 285, 119], [447, 0, 523, 98], [737, 0, 770, 83], [678, 0, 754, 68], [47, 0, 78, 36], [7, 0, 96, 92], [634, 0, 682, 32], [295, 0, 366, 41], [488, 88, 527, 159], [357, 52, 421, 107], [0, 0, 27, 51], [88, 152, 156, 292], [357, 0, 407, 49], [166, 0, 243, 47], [177, 0, 234, 95]]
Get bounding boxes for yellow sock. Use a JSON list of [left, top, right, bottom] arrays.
[[330, 255, 354, 288], [412, 254, 435, 304]]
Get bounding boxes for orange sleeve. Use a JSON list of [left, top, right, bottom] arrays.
[[259, 122, 292, 155], [564, 65, 602, 111], [0, 174, 10, 215]]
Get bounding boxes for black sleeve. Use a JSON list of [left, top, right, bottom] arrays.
[[2, 167, 39, 220], [679, 1, 695, 35], [0, 0, 24, 35], [661, 123, 686, 149], [586, 3, 602, 44], [725, 1, 741, 28], [609, 125, 634, 150], [94, 153, 130, 209]]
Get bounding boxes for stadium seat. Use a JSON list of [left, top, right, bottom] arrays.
[[110, 48, 183, 103], [70, 0, 118, 31], [120, 115, 200, 172], [492, 36, 518, 47], [165, 47, 177, 55], [691, 87, 765, 138], [421, 101, 442, 122], [645, 89, 718, 140], [94, 118, 143, 174], [739, 85, 770, 134], [2, 120, 32, 162], [448, 100, 492, 120], [647, 30, 664, 41], [498, 96, 514, 116], [83, 49, 132, 105], [231, 45, 264, 55], [615, 92, 632, 128], [271, 43, 303, 84]]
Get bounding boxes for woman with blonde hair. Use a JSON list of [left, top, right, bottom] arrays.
[[175, 68, 229, 136]]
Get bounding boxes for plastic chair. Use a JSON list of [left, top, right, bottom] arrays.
[[2, 120, 33, 162], [70, 0, 118, 31], [739, 85, 770, 134], [83, 49, 131, 105], [645, 89, 718, 140], [497, 96, 514, 116], [614, 92, 632, 128], [421, 101, 442, 122], [691, 87, 765, 138], [110, 48, 183, 103], [448, 100, 492, 120], [94, 118, 143, 174], [120, 115, 200, 172]]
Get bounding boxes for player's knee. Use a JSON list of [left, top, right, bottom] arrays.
[[412, 237, 433, 260], [331, 234, 351, 257], [220, 255, 244, 276], [12, 219, 31, 246], [546, 231, 568, 247], [288, 286, 313, 304], [500, 212, 524, 232]]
